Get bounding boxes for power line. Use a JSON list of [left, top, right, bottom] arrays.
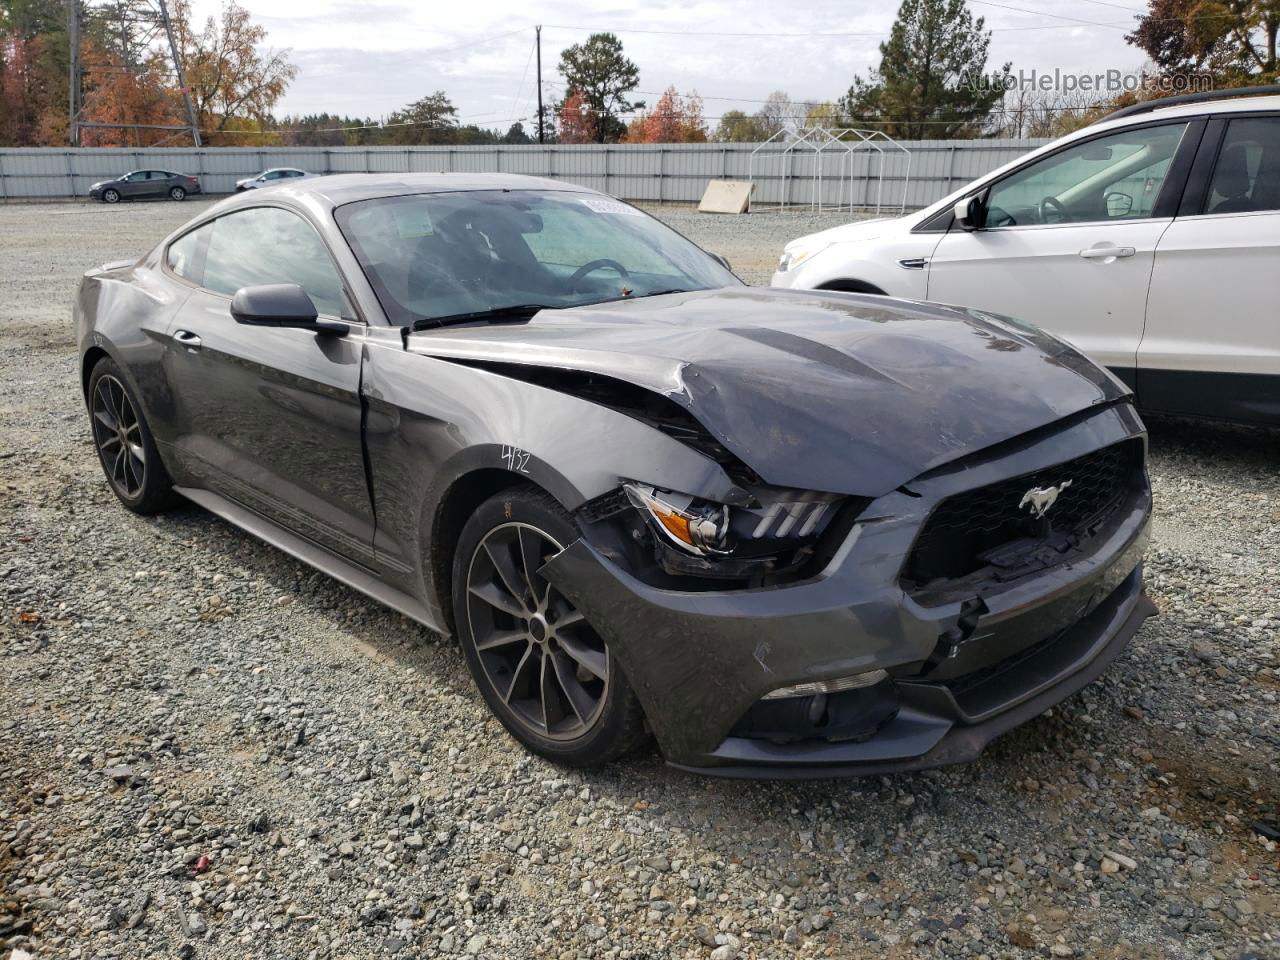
[[542, 18, 1135, 37], [966, 0, 1132, 29], [507, 35, 537, 124], [1062, 0, 1146, 12], [416, 25, 532, 57]]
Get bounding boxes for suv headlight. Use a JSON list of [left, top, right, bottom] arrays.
[[777, 242, 831, 273]]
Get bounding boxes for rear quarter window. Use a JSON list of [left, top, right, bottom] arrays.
[[166, 223, 210, 283]]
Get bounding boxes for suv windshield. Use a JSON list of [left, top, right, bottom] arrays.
[[335, 189, 739, 325]]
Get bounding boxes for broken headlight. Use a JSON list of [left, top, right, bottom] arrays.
[[624, 484, 732, 556], [621, 482, 847, 580]]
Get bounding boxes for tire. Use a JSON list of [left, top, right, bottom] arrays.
[[102, 188, 120, 204], [452, 485, 648, 767], [87, 357, 180, 515], [169, 186, 186, 201]]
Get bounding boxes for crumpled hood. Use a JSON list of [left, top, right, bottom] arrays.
[[406, 288, 1128, 497]]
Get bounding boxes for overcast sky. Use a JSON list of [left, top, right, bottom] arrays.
[[187, 0, 1149, 130]]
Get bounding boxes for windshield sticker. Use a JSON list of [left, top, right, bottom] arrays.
[[392, 204, 434, 239], [577, 197, 644, 217]]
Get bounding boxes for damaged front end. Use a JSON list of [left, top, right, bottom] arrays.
[[541, 400, 1156, 776]]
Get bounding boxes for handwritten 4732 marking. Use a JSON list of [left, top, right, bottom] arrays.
[[500, 445, 531, 474]]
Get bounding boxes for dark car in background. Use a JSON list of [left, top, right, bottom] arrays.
[[235, 167, 312, 191], [73, 173, 1155, 777], [89, 170, 201, 204]]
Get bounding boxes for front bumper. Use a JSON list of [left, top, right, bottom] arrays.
[[543, 404, 1156, 777]]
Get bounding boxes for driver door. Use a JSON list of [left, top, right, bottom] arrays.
[[120, 172, 151, 198], [926, 121, 1199, 377]]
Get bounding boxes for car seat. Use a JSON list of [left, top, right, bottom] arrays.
[[1209, 143, 1255, 214]]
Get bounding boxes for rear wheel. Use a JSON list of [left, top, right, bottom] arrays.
[[452, 486, 648, 767], [87, 358, 179, 514], [168, 186, 186, 201], [102, 188, 120, 204]]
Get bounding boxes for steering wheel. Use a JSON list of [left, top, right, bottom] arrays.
[[1038, 195, 1069, 224], [568, 258, 630, 292]]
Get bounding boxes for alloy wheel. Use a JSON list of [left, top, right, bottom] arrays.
[[91, 374, 146, 498], [169, 186, 186, 200], [465, 522, 609, 740], [103, 189, 119, 203]]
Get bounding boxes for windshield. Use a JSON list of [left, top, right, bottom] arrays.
[[335, 189, 740, 325]]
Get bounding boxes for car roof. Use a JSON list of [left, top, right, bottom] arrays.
[[253, 172, 595, 208], [1093, 92, 1280, 131]]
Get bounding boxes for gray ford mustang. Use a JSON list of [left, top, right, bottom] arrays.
[[75, 173, 1156, 777]]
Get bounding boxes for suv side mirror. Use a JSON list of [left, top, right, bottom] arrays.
[[953, 195, 984, 231], [231, 283, 348, 336]]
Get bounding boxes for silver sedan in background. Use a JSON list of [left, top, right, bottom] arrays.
[[235, 167, 313, 191]]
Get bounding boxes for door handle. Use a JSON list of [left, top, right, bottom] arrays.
[[1079, 245, 1135, 260], [174, 329, 202, 349]]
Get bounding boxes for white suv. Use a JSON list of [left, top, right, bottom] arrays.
[[771, 89, 1280, 426]]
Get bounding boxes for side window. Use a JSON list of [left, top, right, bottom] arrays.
[[202, 207, 347, 318], [263, 171, 282, 180], [985, 123, 1188, 227], [1206, 117, 1280, 215], [167, 222, 211, 282]]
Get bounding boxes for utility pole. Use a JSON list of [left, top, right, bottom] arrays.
[[535, 25, 544, 144], [157, 0, 202, 146], [67, 0, 80, 146]]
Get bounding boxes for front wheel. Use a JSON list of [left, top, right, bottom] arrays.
[[169, 186, 186, 201], [102, 188, 120, 204], [452, 486, 648, 767]]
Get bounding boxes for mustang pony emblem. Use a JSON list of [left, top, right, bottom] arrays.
[[1019, 480, 1072, 519]]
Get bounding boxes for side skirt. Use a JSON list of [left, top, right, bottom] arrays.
[[174, 485, 443, 634], [1135, 367, 1280, 427]]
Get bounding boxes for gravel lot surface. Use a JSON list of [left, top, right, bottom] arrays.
[[1, 198, 1277, 960]]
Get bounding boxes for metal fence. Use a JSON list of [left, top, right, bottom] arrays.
[[0, 139, 1048, 207]]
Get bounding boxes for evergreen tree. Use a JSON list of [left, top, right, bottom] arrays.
[[840, 0, 1008, 139], [556, 32, 641, 143]]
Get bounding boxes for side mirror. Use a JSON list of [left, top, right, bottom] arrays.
[[1105, 191, 1134, 217], [231, 283, 348, 336], [712, 252, 733, 272], [953, 195, 984, 231]]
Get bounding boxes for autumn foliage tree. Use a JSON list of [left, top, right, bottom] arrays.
[[0, 0, 69, 146], [172, 0, 297, 144], [557, 90, 599, 144], [79, 40, 184, 146], [1127, 0, 1278, 85], [623, 86, 707, 143]]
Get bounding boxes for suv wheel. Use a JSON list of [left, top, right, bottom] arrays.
[[452, 486, 648, 767]]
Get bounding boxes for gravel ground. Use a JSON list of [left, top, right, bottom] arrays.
[[1, 198, 1277, 960]]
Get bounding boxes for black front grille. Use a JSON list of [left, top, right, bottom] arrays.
[[903, 440, 1144, 591]]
